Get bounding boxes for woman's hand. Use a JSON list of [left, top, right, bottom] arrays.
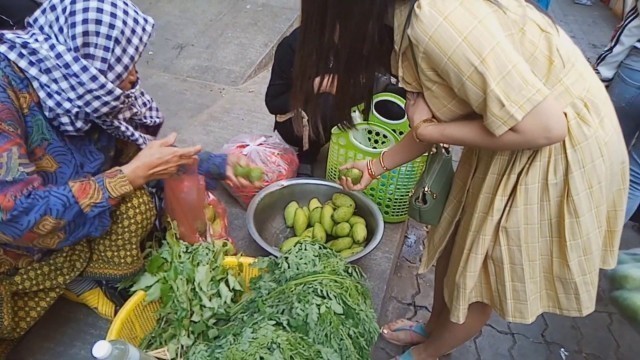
[[314, 74, 338, 94], [406, 92, 434, 128], [120, 133, 202, 189], [225, 154, 261, 188], [338, 160, 373, 191]]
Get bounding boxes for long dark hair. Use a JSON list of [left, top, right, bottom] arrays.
[[292, 0, 548, 142], [291, 0, 392, 142]]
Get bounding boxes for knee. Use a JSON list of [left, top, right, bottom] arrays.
[[470, 302, 493, 318], [113, 190, 156, 236]]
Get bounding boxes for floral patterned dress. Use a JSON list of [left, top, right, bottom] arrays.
[[0, 53, 226, 348]]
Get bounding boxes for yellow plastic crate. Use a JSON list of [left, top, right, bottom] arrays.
[[106, 256, 260, 347]]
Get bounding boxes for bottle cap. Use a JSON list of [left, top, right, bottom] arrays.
[[92, 340, 113, 359]]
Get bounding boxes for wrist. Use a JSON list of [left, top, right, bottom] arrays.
[[372, 157, 385, 177], [378, 151, 390, 174], [120, 163, 146, 189], [414, 119, 438, 143], [101, 168, 135, 200], [366, 159, 380, 179]]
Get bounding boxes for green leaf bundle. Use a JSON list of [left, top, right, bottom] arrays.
[[130, 222, 242, 359], [207, 243, 379, 360]]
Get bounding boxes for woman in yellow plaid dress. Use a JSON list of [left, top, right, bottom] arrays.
[[292, 0, 628, 358]]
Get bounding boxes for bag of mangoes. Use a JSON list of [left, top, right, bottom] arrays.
[[222, 134, 299, 207]]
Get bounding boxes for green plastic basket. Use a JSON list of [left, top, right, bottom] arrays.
[[353, 92, 410, 139], [369, 92, 410, 139], [326, 123, 427, 223]]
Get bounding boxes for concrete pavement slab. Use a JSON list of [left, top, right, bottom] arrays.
[[135, 0, 299, 87], [9, 299, 110, 360]]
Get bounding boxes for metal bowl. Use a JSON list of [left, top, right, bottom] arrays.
[[246, 178, 385, 262]]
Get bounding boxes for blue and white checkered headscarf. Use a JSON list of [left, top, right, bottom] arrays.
[[0, 0, 163, 147]]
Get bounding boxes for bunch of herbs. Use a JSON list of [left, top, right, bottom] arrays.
[[129, 221, 241, 359], [208, 243, 379, 360]]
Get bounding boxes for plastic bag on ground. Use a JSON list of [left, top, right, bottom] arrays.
[[222, 134, 298, 207]]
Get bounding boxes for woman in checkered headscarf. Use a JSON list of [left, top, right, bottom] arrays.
[[0, 0, 252, 351]]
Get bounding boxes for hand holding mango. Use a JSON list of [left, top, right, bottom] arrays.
[[338, 161, 373, 191], [226, 154, 263, 188], [233, 164, 264, 183], [339, 168, 363, 185]]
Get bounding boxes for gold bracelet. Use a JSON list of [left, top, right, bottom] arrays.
[[366, 159, 379, 179], [379, 150, 389, 172], [412, 118, 438, 143]]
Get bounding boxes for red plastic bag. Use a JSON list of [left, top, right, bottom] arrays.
[[164, 163, 207, 244], [164, 162, 235, 251], [222, 134, 299, 207], [204, 191, 236, 254], [205, 192, 231, 239]]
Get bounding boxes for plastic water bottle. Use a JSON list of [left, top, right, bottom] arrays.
[[92, 340, 155, 360]]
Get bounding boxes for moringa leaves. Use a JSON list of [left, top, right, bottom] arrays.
[[132, 228, 378, 360]]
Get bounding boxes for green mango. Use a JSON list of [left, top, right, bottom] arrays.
[[309, 207, 322, 226], [233, 165, 251, 178], [303, 206, 310, 217], [300, 227, 313, 239], [312, 223, 327, 244], [204, 205, 216, 223], [348, 216, 366, 226], [327, 237, 354, 252], [280, 236, 302, 253], [333, 222, 351, 238], [351, 223, 367, 244], [283, 201, 299, 228], [248, 167, 264, 182], [320, 205, 335, 234], [340, 246, 364, 258], [332, 206, 355, 223], [293, 208, 309, 236], [308, 198, 322, 211], [332, 193, 355, 208], [345, 168, 363, 185]]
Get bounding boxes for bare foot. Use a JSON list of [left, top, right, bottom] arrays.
[[381, 319, 429, 346]]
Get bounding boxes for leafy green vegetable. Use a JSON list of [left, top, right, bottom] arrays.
[[610, 263, 640, 291], [130, 221, 241, 359], [205, 243, 379, 360], [611, 289, 640, 324], [132, 231, 378, 360]]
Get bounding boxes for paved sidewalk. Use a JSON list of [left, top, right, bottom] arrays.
[[374, 1, 640, 359]]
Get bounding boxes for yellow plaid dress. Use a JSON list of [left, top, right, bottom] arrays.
[[393, 0, 629, 324]]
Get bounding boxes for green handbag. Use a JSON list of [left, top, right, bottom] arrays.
[[408, 144, 455, 225]]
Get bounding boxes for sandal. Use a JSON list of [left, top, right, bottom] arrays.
[[381, 319, 429, 346]]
